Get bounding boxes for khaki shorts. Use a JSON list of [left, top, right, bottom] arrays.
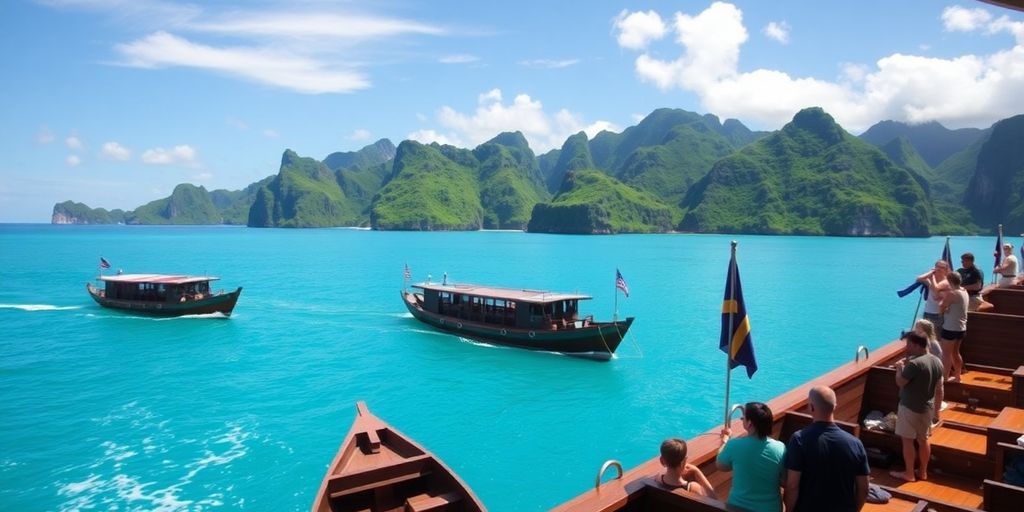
[[895, 404, 932, 441]]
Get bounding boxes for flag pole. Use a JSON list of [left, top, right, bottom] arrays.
[[724, 240, 737, 429], [613, 276, 619, 322], [993, 224, 1004, 284]]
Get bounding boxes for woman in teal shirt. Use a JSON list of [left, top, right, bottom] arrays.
[[716, 402, 786, 512]]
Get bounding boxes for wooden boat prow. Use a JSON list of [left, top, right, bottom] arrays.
[[312, 401, 485, 512]]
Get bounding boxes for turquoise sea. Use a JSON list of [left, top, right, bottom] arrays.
[[0, 225, 1011, 511]]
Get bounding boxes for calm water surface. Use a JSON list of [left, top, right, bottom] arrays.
[[0, 225, 1007, 511]]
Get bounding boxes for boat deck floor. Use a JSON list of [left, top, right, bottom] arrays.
[[957, 370, 1014, 392], [942, 400, 1002, 428], [930, 423, 987, 456], [869, 466, 984, 509]]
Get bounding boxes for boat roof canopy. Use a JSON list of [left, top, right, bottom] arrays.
[[412, 283, 591, 304], [99, 274, 220, 285]]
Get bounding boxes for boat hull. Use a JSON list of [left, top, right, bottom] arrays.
[[86, 283, 242, 317], [402, 291, 633, 360], [312, 401, 485, 512]]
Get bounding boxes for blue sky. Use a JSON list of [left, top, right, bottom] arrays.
[[1, 0, 1022, 222]]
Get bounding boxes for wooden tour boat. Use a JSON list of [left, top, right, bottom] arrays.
[[556, 286, 1024, 512], [312, 401, 486, 512], [86, 273, 242, 317], [401, 282, 634, 360]]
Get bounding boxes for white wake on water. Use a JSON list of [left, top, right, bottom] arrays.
[[0, 303, 83, 311], [57, 403, 272, 511]]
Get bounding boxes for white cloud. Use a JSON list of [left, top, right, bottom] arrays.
[[348, 129, 371, 141], [762, 21, 790, 44], [115, 31, 369, 94], [193, 172, 214, 181], [262, 128, 279, 139], [189, 12, 445, 40], [66, 134, 84, 150], [141, 144, 198, 165], [519, 59, 580, 69], [36, 127, 55, 144], [411, 89, 618, 152], [100, 141, 131, 161], [41, 2, 450, 95], [439, 54, 479, 64], [942, 6, 992, 32], [66, 155, 81, 167], [618, 2, 1024, 132], [613, 10, 667, 50], [407, 129, 461, 147]]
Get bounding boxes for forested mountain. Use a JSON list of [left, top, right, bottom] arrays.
[[371, 132, 548, 230], [680, 108, 932, 236], [52, 201, 126, 224], [528, 170, 673, 234], [323, 139, 396, 171], [53, 107, 1023, 237], [962, 114, 1024, 234], [860, 120, 984, 168]]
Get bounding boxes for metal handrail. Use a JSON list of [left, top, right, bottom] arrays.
[[729, 403, 745, 422], [855, 345, 870, 362], [595, 460, 623, 491]]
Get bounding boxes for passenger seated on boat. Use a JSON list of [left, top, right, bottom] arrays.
[[716, 402, 786, 512], [657, 438, 717, 499]]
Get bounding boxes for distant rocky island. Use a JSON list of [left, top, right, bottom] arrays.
[[53, 107, 1024, 236]]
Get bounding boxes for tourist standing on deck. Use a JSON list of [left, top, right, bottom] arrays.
[[891, 331, 944, 482], [784, 386, 869, 512], [956, 253, 987, 311], [940, 272, 969, 383], [912, 319, 945, 423], [995, 243, 1019, 287], [917, 260, 949, 332], [717, 402, 786, 512]]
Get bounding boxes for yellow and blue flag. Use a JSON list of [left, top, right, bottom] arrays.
[[720, 253, 757, 378]]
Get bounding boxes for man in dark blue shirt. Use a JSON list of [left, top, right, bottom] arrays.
[[784, 386, 870, 512]]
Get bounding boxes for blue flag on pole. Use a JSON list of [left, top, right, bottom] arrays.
[[941, 237, 953, 272], [994, 227, 1004, 269], [720, 253, 757, 378]]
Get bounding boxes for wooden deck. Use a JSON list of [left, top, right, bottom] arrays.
[[555, 296, 1024, 512], [870, 467, 984, 509]]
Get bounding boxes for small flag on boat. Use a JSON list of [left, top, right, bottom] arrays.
[[941, 237, 953, 272], [99, 257, 111, 269], [403, 263, 411, 280], [994, 226, 1004, 269], [721, 251, 757, 378], [615, 269, 629, 297]]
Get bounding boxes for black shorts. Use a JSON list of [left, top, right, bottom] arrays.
[[941, 329, 966, 340]]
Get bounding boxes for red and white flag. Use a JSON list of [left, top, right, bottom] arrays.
[[99, 257, 111, 269]]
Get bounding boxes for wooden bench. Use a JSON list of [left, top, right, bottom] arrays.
[[992, 441, 1024, 482], [405, 492, 462, 512], [328, 455, 433, 498], [983, 479, 1024, 512], [779, 410, 859, 443], [984, 288, 1024, 316]]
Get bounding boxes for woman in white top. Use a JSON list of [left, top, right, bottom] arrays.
[[995, 243, 1019, 288], [940, 272, 969, 383]]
